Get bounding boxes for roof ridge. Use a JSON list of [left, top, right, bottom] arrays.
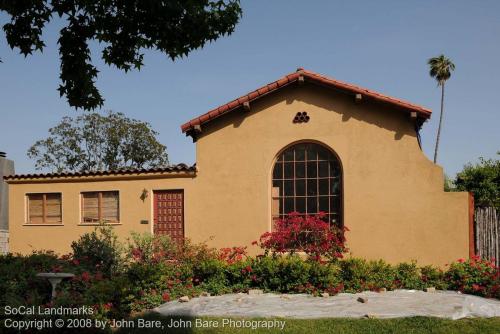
[[4, 163, 197, 181], [181, 68, 431, 133]]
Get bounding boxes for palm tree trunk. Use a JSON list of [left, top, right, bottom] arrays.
[[433, 83, 445, 163]]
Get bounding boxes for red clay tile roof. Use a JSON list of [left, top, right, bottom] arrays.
[[4, 163, 196, 181], [181, 68, 432, 133]]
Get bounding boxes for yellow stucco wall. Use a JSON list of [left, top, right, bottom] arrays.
[[8, 175, 196, 255], [7, 83, 469, 266]]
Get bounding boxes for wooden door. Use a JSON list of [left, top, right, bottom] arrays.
[[153, 190, 184, 244]]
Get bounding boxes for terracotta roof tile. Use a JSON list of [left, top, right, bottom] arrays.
[[4, 163, 196, 181], [181, 68, 431, 133]]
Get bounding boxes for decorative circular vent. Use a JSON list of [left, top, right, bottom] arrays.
[[293, 112, 310, 123]]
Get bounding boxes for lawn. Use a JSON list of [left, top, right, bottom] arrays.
[[115, 314, 500, 334]]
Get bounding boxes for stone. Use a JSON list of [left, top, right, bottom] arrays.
[[201, 292, 211, 297], [364, 314, 378, 318], [321, 292, 330, 298], [357, 297, 368, 303], [248, 289, 264, 295], [424, 287, 436, 293], [178, 296, 190, 302], [378, 288, 387, 293]]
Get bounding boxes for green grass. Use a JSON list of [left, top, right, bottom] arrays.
[[115, 314, 500, 334]]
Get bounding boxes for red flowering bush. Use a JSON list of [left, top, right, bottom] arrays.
[[445, 255, 500, 298], [218, 246, 248, 264], [258, 212, 348, 261]]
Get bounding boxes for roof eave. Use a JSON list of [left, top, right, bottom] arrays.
[[180, 69, 431, 134]]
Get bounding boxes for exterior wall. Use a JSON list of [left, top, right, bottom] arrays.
[[7, 83, 469, 266], [8, 175, 195, 255], [190, 84, 469, 266], [0, 230, 8, 254], [0, 155, 15, 230]]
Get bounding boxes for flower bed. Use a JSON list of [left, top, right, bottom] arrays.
[[1, 220, 499, 325]]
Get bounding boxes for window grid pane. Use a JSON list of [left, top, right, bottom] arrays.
[[272, 143, 342, 227]]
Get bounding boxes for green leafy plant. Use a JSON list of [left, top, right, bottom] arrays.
[[71, 225, 124, 277], [445, 256, 500, 298], [0, 0, 242, 110], [127, 232, 174, 265], [454, 154, 500, 208]]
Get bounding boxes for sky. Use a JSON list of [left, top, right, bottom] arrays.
[[0, 0, 499, 176]]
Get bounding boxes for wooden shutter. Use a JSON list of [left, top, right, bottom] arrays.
[[102, 191, 119, 223], [28, 193, 61, 224], [45, 194, 62, 223], [81, 191, 119, 223], [28, 194, 44, 224], [82, 192, 99, 223]]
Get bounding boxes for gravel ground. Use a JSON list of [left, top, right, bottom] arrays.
[[154, 290, 500, 319]]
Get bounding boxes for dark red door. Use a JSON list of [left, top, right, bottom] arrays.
[[153, 190, 184, 244]]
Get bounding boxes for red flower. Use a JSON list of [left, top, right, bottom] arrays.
[[162, 292, 170, 302], [72, 259, 80, 266], [457, 258, 465, 263], [258, 213, 348, 261], [81, 271, 91, 282]]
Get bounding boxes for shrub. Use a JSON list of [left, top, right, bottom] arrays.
[[258, 212, 348, 261], [225, 259, 254, 291], [193, 258, 227, 286], [0, 251, 63, 306], [127, 232, 174, 264], [445, 256, 500, 298], [218, 246, 248, 264], [251, 255, 341, 294], [340, 258, 395, 292], [169, 238, 219, 267], [393, 261, 423, 290], [421, 265, 448, 290], [305, 261, 342, 294], [71, 225, 123, 277]]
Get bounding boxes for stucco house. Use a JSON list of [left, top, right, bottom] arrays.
[[4, 68, 473, 266]]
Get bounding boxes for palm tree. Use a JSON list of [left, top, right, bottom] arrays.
[[428, 55, 455, 163]]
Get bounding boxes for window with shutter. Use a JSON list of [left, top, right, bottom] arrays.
[[27, 193, 62, 224], [81, 191, 119, 224]]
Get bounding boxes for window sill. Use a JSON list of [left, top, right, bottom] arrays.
[[23, 224, 64, 226], [78, 223, 122, 226]]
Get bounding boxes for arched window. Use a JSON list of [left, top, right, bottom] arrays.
[[272, 142, 342, 226]]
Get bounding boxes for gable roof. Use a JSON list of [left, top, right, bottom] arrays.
[[181, 68, 432, 134]]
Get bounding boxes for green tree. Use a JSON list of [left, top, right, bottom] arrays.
[[427, 54, 455, 163], [0, 0, 242, 110], [28, 111, 169, 172], [454, 153, 500, 208]]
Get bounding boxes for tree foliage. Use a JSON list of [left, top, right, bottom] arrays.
[[28, 111, 169, 172], [427, 54, 455, 163], [428, 54, 455, 86], [0, 0, 242, 109], [454, 153, 500, 208]]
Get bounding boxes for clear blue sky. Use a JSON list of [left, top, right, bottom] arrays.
[[1, 0, 499, 176]]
